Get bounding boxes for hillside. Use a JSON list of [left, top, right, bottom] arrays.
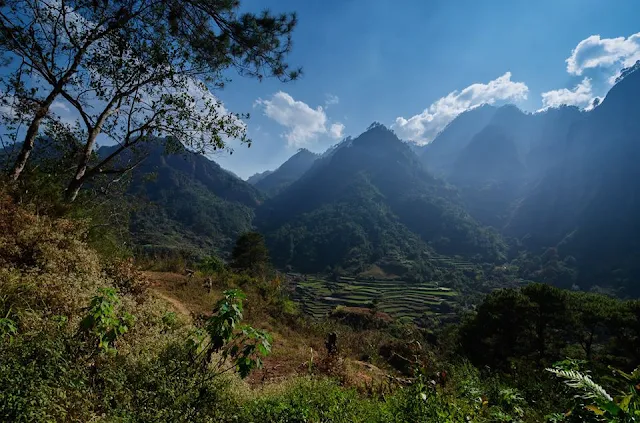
[[256, 123, 506, 275], [253, 148, 318, 195], [107, 142, 264, 257], [448, 125, 526, 228]]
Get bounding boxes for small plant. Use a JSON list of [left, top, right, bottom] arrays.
[[190, 289, 272, 378], [0, 310, 17, 343], [547, 364, 640, 422], [79, 288, 134, 355]]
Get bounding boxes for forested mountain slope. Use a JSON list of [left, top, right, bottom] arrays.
[[255, 123, 506, 274], [103, 143, 264, 256], [506, 63, 640, 295]]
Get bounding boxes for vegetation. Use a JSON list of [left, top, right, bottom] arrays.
[[3, 187, 639, 422], [230, 231, 271, 276]]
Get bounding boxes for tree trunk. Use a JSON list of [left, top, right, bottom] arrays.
[[10, 89, 61, 181], [585, 331, 594, 361], [65, 129, 101, 202]]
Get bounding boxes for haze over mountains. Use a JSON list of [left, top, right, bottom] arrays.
[[38, 61, 639, 295]]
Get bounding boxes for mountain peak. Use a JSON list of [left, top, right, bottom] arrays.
[[294, 148, 318, 158], [615, 60, 640, 84], [254, 148, 319, 195], [366, 121, 387, 131]]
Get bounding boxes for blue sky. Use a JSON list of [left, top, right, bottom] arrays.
[[5, 0, 638, 179], [212, 0, 640, 178]]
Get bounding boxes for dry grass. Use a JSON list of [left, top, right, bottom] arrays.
[[358, 265, 400, 280]]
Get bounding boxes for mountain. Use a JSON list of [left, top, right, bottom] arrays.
[[414, 62, 640, 294], [504, 63, 640, 295], [247, 170, 273, 185], [448, 125, 527, 228], [253, 148, 318, 195], [419, 101, 585, 230], [255, 123, 506, 275], [101, 142, 264, 257], [421, 104, 497, 176]]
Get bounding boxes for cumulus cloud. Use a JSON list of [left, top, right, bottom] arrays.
[[566, 33, 640, 76], [392, 72, 528, 144], [540, 77, 595, 110], [255, 91, 345, 146]]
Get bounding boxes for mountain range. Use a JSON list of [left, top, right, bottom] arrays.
[[7, 63, 640, 295]]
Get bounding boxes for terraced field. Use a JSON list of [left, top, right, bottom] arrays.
[[291, 277, 458, 322]]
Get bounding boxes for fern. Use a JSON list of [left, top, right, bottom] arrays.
[[546, 368, 613, 402]]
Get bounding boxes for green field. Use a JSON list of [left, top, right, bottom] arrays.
[[291, 277, 459, 322]]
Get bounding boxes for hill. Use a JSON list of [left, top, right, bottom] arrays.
[[256, 123, 506, 275], [253, 148, 318, 195], [104, 142, 264, 257]]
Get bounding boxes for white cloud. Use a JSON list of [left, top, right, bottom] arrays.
[[50, 101, 70, 113], [566, 33, 640, 76], [255, 91, 345, 146], [329, 122, 345, 139], [392, 72, 528, 144], [325, 93, 339, 107], [540, 77, 595, 110]]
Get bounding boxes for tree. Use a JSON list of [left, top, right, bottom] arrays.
[[521, 283, 568, 361], [569, 292, 617, 360], [230, 231, 269, 276], [0, 0, 301, 199], [459, 288, 534, 368]]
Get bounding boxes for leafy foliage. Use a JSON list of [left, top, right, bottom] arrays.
[[547, 364, 640, 422], [79, 287, 134, 354], [460, 284, 640, 370], [199, 289, 272, 378]]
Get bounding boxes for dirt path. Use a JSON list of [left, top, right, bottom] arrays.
[[152, 289, 192, 317]]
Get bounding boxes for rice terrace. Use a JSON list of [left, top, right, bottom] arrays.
[[291, 276, 458, 322]]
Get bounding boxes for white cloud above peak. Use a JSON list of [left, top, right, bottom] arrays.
[[540, 77, 595, 110], [566, 33, 640, 76], [329, 122, 345, 139], [392, 72, 528, 144], [255, 91, 345, 147]]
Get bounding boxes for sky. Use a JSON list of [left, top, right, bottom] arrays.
[[208, 0, 640, 179], [4, 0, 640, 179]]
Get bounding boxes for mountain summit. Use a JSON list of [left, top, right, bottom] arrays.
[[252, 148, 319, 195]]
